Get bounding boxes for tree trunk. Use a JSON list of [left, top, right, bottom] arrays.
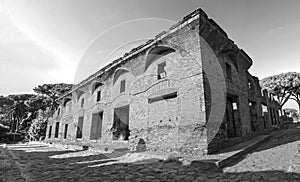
[[15, 119, 19, 133], [279, 107, 283, 116]]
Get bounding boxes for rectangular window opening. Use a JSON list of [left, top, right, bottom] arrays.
[[48, 126, 52, 138], [120, 80, 126, 93], [54, 122, 59, 138], [76, 116, 84, 139], [157, 62, 167, 80], [64, 124, 68, 139], [226, 63, 232, 80], [248, 80, 253, 90], [148, 92, 177, 103], [232, 102, 238, 110], [81, 99, 84, 108], [97, 90, 101, 102]]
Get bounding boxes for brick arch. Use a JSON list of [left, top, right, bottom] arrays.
[[91, 81, 103, 94], [144, 45, 175, 72], [63, 97, 72, 107], [75, 89, 85, 101], [113, 68, 130, 85]]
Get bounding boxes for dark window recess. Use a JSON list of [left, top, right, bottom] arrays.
[[226, 63, 232, 80], [54, 122, 59, 138], [90, 112, 103, 140], [81, 99, 84, 108], [120, 80, 126, 93], [48, 126, 52, 138], [97, 90, 101, 102], [148, 92, 177, 103], [157, 62, 167, 80], [64, 124, 68, 139], [76, 117, 84, 139], [58, 108, 60, 115], [248, 80, 253, 90]]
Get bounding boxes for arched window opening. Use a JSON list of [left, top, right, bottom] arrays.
[[113, 69, 129, 85], [76, 90, 85, 101], [63, 98, 71, 107], [92, 81, 103, 94], [144, 46, 175, 72]]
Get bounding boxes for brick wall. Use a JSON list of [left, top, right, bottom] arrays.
[[45, 8, 281, 155]]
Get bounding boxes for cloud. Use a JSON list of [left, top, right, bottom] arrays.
[[268, 22, 300, 35], [0, 1, 82, 95], [0, 6, 74, 95], [0, 1, 80, 75]]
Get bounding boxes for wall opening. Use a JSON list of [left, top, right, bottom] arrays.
[[226, 96, 239, 137], [63, 98, 71, 107], [248, 79, 253, 90], [249, 101, 258, 132], [64, 124, 68, 139], [225, 63, 232, 81], [136, 138, 146, 152], [81, 98, 84, 108], [157, 61, 167, 80], [76, 116, 84, 139], [148, 92, 177, 103], [120, 80, 126, 93], [96, 90, 101, 102], [145, 46, 175, 71], [48, 126, 52, 138], [54, 122, 59, 138], [92, 82, 103, 94], [261, 104, 268, 129], [90, 111, 103, 140], [112, 105, 130, 141]]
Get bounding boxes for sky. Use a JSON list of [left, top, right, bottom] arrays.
[[0, 0, 300, 109]]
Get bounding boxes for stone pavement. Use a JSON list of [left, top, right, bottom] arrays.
[[224, 124, 300, 173], [1, 125, 300, 182]]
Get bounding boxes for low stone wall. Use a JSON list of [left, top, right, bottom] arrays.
[[129, 124, 208, 155]]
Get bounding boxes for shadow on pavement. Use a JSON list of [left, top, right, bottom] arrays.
[[2, 146, 299, 182]]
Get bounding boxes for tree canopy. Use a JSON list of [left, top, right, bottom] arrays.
[[33, 83, 73, 112], [0, 83, 72, 138], [260, 72, 300, 111]]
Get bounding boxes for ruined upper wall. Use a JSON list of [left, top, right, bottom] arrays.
[[59, 8, 253, 100]]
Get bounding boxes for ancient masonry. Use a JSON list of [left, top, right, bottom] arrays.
[[46, 8, 280, 154]]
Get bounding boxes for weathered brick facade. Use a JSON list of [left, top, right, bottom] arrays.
[[46, 8, 280, 155]]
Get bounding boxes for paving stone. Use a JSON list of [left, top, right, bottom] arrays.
[[1, 127, 300, 182]]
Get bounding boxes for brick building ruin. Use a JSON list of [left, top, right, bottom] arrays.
[[46, 8, 280, 155]]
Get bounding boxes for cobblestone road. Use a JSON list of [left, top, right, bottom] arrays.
[[1, 125, 300, 182]]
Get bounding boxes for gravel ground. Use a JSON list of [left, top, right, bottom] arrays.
[[1, 125, 300, 182]]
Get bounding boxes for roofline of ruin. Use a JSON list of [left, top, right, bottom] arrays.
[[59, 8, 252, 100]]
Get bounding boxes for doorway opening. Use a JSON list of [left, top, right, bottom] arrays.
[[90, 111, 103, 140], [226, 96, 239, 138], [112, 105, 130, 140]]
